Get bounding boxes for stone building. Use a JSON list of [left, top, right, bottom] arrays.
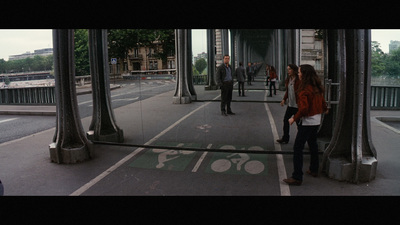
[[111, 42, 175, 74]]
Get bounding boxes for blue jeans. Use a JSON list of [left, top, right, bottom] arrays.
[[291, 124, 320, 181]]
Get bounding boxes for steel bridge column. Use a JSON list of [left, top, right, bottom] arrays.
[[205, 29, 217, 90], [230, 29, 237, 71], [322, 29, 377, 183], [317, 29, 340, 146], [86, 29, 124, 143], [173, 29, 192, 104], [49, 29, 93, 164], [221, 29, 229, 57], [186, 29, 197, 100]]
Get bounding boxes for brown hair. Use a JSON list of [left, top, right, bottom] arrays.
[[298, 64, 324, 94]]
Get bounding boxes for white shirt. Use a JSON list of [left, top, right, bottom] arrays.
[[301, 114, 322, 126]]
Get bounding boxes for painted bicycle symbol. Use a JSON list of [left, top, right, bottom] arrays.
[[210, 145, 265, 174], [152, 143, 195, 169]]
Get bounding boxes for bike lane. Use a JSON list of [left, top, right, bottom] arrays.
[[78, 88, 285, 195]]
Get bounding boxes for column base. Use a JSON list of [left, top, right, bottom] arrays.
[[86, 129, 124, 143], [49, 142, 93, 164], [173, 96, 191, 104], [325, 156, 377, 183]]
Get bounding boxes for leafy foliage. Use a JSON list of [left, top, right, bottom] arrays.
[[371, 41, 400, 77], [194, 58, 207, 74]]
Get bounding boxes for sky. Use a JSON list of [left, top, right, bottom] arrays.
[[0, 29, 399, 61]]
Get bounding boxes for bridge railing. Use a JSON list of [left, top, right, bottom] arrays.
[[1, 83, 399, 109], [370, 85, 400, 110], [0, 86, 56, 105], [193, 75, 207, 85]]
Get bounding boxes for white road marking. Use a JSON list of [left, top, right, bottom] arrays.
[[264, 91, 291, 196], [70, 94, 221, 196], [191, 143, 212, 172], [0, 118, 18, 124]]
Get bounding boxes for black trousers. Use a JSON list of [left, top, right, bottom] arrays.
[[238, 81, 245, 96], [269, 81, 276, 96], [221, 81, 233, 112], [292, 124, 320, 181], [282, 106, 299, 141], [247, 74, 252, 84]]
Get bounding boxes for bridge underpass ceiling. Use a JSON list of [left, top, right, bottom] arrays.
[[232, 29, 274, 58]]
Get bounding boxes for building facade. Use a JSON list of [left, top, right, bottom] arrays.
[[9, 48, 53, 61], [111, 43, 175, 74]]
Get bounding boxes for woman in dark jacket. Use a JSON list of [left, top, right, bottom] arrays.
[[283, 64, 328, 186], [277, 64, 300, 144]]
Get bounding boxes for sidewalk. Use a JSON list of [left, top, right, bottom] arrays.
[[0, 75, 399, 195]]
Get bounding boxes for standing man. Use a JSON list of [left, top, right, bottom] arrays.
[[252, 62, 257, 82], [246, 62, 253, 85], [235, 62, 246, 97], [216, 55, 235, 116]]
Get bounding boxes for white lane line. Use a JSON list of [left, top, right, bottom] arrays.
[[70, 94, 221, 196], [264, 92, 291, 196], [0, 118, 18, 124], [191, 143, 212, 172]]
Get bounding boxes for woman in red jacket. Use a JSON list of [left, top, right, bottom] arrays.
[[283, 64, 328, 186], [268, 66, 278, 97]]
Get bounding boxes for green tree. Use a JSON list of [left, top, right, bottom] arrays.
[[74, 29, 90, 76], [151, 29, 175, 69], [371, 41, 386, 77], [194, 58, 207, 74], [385, 48, 400, 77]]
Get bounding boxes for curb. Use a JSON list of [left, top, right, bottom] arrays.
[[0, 110, 56, 116]]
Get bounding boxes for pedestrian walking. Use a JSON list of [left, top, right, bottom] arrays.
[[277, 64, 300, 144], [235, 62, 246, 97], [268, 66, 277, 97], [252, 63, 257, 81], [216, 55, 235, 116], [246, 62, 253, 85], [283, 64, 329, 186], [265, 64, 270, 86]]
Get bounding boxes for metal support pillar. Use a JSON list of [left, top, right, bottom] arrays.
[[317, 29, 340, 150], [322, 29, 377, 183], [173, 29, 192, 104], [49, 29, 93, 164], [86, 29, 124, 143], [230, 29, 236, 71], [205, 29, 218, 90], [186, 29, 197, 100], [221, 29, 229, 56]]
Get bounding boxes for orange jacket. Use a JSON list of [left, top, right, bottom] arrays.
[[292, 85, 328, 122]]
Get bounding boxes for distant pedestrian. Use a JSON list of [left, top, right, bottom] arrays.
[[277, 64, 300, 144], [283, 64, 328, 186], [268, 66, 277, 97], [235, 62, 246, 97], [252, 63, 257, 81], [246, 62, 253, 85], [265, 64, 270, 86], [216, 55, 235, 116]]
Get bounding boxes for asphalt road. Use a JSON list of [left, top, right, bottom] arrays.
[[0, 79, 176, 144]]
